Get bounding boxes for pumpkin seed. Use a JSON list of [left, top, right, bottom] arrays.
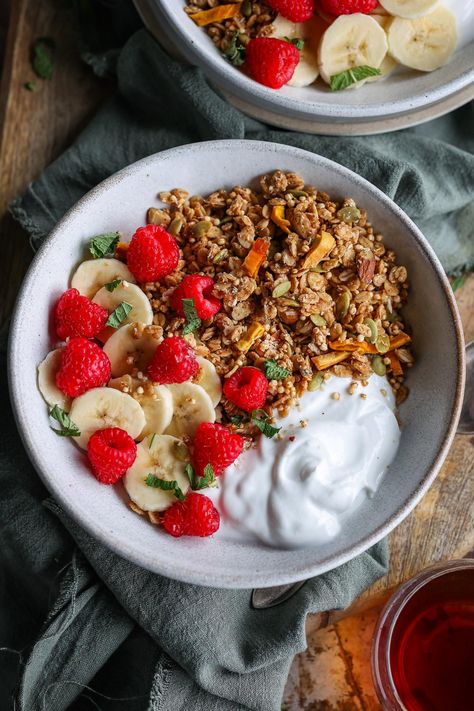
[[279, 297, 299, 307], [272, 280, 291, 298], [310, 314, 326, 328], [168, 216, 184, 236], [372, 356, 387, 376], [376, 332, 390, 354], [308, 372, 324, 391], [363, 318, 378, 344], [213, 249, 229, 263], [336, 291, 350, 319], [220, 216, 233, 225], [310, 264, 325, 273], [174, 440, 189, 461], [241, 0, 252, 17], [337, 206, 361, 224], [287, 189, 308, 198], [192, 220, 211, 237]]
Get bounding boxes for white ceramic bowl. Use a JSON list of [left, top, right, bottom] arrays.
[[135, 0, 474, 134], [9, 140, 464, 588]]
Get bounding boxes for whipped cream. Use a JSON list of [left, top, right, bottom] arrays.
[[209, 375, 400, 548]]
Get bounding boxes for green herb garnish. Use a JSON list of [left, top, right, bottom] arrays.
[[185, 463, 217, 490], [225, 32, 246, 67], [285, 36, 304, 51], [182, 297, 201, 335], [104, 278, 122, 292], [24, 81, 37, 91], [145, 474, 185, 501], [49, 405, 81, 437], [31, 37, 55, 80], [106, 301, 133, 328], [230, 415, 244, 426], [252, 409, 281, 439], [451, 274, 465, 292], [330, 65, 381, 91], [89, 232, 120, 259], [263, 359, 290, 381]]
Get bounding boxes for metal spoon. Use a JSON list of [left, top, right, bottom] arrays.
[[458, 340, 474, 435], [251, 580, 308, 609]]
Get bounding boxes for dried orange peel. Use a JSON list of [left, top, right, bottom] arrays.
[[302, 231, 335, 269], [236, 321, 265, 353], [312, 351, 351, 370], [329, 332, 411, 355], [114, 241, 129, 262], [270, 205, 292, 234], [387, 351, 403, 376], [242, 238, 269, 278], [190, 3, 241, 27]]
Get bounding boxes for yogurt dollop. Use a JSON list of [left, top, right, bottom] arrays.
[[211, 375, 400, 548]]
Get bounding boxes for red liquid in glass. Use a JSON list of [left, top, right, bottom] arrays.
[[389, 570, 474, 711]]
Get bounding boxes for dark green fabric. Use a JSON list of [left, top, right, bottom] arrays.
[[3, 23, 474, 711]]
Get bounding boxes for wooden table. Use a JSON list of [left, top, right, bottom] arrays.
[[1, 2, 473, 708]]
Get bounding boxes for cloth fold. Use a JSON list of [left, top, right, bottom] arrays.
[[2, 22, 473, 711]]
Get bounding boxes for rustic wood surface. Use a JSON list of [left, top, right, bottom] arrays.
[[1, 1, 473, 708]]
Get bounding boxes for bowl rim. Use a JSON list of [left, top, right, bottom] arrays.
[[148, 0, 474, 123], [8, 139, 465, 587]]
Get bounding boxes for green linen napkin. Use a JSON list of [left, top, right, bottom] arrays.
[[2, 22, 474, 711]]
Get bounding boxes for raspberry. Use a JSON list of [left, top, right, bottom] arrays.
[[126, 225, 179, 282], [162, 492, 220, 538], [55, 288, 108, 340], [223, 366, 268, 412], [87, 427, 137, 484], [56, 337, 111, 397], [317, 0, 378, 15], [170, 275, 221, 320], [147, 336, 199, 384], [244, 38, 300, 89], [267, 0, 315, 22], [192, 422, 244, 477]]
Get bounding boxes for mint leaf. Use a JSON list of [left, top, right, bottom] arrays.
[[185, 463, 196, 489], [89, 232, 119, 259], [31, 37, 55, 80], [252, 409, 281, 439], [50, 405, 81, 437], [182, 297, 201, 335], [185, 463, 217, 490], [225, 32, 246, 67], [451, 274, 465, 292], [230, 415, 244, 426], [24, 81, 37, 91], [330, 65, 381, 91], [145, 474, 185, 501], [263, 359, 290, 381], [106, 301, 133, 328], [104, 278, 122, 292], [285, 36, 304, 51]]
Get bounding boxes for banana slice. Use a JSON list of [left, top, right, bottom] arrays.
[[379, 0, 439, 19], [71, 258, 136, 299], [69, 386, 146, 449], [318, 14, 388, 86], [367, 15, 398, 80], [271, 15, 327, 87], [387, 7, 457, 72], [108, 375, 173, 440], [165, 383, 215, 438], [92, 282, 153, 330], [38, 349, 72, 411], [193, 357, 222, 407], [124, 434, 190, 512], [103, 322, 160, 377]]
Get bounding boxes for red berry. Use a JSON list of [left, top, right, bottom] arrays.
[[126, 225, 179, 282], [87, 427, 137, 484], [162, 492, 220, 538], [267, 0, 315, 22], [55, 288, 108, 340], [56, 337, 111, 397], [317, 0, 378, 15], [223, 366, 268, 412], [244, 38, 300, 89], [147, 336, 199, 384], [170, 274, 221, 320], [193, 422, 244, 477]]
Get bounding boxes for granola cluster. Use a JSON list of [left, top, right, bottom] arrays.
[[139, 170, 413, 435]]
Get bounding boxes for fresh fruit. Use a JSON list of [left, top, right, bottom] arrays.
[[37, 348, 72, 411], [56, 338, 111, 398], [69, 386, 146, 449], [54, 288, 108, 340], [368, 14, 397, 80], [267, 0, 315, 23], [165, 383, 216, 438], [223, 366, 268, 412], [318, 0, 378, 15], [126, 225, 180, 282], [148, 336, 199, 384], [103, 322, 161, 377], [318, 13, 387, 85], [87, 427, 137, 484], [192, 422, 244, 477], [170, 274, 221, 320], [92, 282, 153, 334], [70, 258, 135, 299], [271, 15, 328, 87], [192, 357, 222, 407], [109, 377, 174, 440], [387, 7, 457, 72], [162, 492, 220, 537], [244, 37, 300, 89], [379, 0, 438, 19], [123, 434, 190, 511]]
